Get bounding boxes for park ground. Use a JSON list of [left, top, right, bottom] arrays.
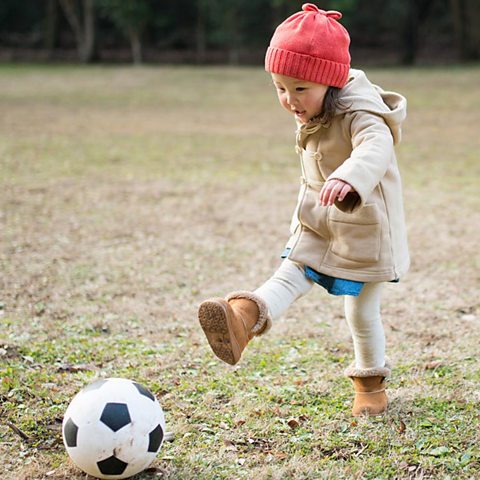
[[0, 65, 479, 479]]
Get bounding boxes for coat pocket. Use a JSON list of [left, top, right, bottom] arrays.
[[328, 204, 381, 263]]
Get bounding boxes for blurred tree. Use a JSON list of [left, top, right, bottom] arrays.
[[195, 0, 208, 63], [206, 0, 275, 63], [44, 0, 59, 57], [96, 0, 152, 64], [241, 0, 274, 51], [325, 0, 357, 28], [59, 0, 96, 63], [402, 0, 434, 65], [270, 0, 298, 31], [450, 0, 480, 59], [0, 0, 45, 48], [0, 0, 478, 64], [220, 0, 243, 63]]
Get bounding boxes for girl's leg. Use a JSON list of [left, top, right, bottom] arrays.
[[198, 258, 312, 365], [343, 282, 390, 416], [343, 282, 385, 368], [254, 258, 314, 321]]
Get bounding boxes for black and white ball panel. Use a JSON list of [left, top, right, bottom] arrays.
[[100, 402, 132, 432]]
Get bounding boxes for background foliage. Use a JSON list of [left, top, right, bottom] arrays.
[[0, 0, 479, 65]]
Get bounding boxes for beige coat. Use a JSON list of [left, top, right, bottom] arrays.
[[285, 69, 409, 282]]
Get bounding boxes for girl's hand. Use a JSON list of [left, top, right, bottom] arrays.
[[320, 179, 354, 206]]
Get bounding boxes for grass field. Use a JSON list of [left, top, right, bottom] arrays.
[[1, 64, 479, 479]]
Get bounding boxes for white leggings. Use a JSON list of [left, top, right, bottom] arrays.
[[254, 259, 385, 369]]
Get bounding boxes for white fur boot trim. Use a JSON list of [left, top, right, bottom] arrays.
[[344, 359, 392, 378]]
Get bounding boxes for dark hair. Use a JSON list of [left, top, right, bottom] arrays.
[[317, 86, 343, 126]]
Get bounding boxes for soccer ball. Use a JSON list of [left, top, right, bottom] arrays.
[[62, 378, 166, 479]]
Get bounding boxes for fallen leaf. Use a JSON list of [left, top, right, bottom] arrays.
[[235, 418, 246, 427], [272, 406, 282, 416], [56, 363, 95, 372], [424, 361, 444, 370], [223, 439, 237, 451], [287, 418, 300, 429]]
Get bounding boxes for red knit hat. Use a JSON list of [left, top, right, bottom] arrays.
[[265, 3, 351, 88]]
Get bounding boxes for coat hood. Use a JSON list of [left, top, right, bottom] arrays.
[[337, 69, 407, 144]]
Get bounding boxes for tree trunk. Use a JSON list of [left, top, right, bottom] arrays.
[[83, 0, 95, 63], [450, 0, 467, 59], [196, 0, 207, 64], [44, 0, 58, 58], [401, 0, 434, 65], [129, 28, 143, 65], [465, 0, 480, 59], [59, 0, 95, 63], [402, 0, 419, 65], [449, 0, 480, 60], [225, 5, 240, 65]]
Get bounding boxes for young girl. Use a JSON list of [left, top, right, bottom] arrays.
[[198, 3, 409, 416]]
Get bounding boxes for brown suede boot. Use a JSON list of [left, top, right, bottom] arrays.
[[198, 291, 271, 365], [344, 362, 391, 416]]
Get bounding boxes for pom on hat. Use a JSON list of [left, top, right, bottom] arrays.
[[265, 3, 351, 88], [302, 3, 342, 19]]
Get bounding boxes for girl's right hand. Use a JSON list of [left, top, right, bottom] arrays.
[[320, 179, 354, 206]]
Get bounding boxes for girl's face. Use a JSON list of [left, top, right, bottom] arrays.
[[271, 73, 329, 124]]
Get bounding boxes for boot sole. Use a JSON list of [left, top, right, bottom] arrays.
[[198, 299, 241, 365]]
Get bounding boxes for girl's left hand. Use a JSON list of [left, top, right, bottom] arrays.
[[320, 179, 354, 206]]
